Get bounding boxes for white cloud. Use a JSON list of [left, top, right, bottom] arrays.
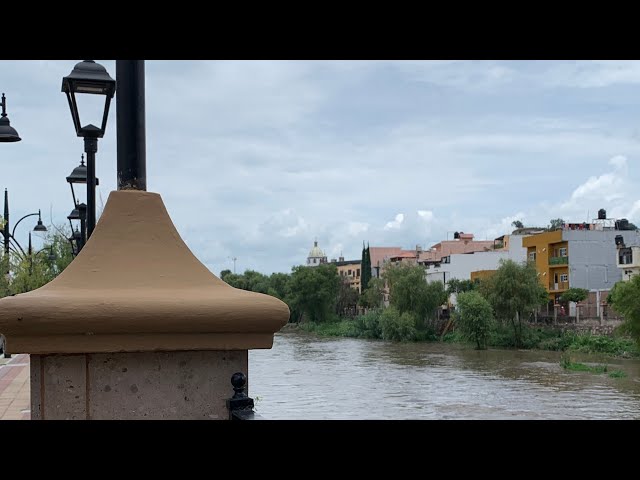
[[384, 214, 405, 230], [418, 210, 434, 221]]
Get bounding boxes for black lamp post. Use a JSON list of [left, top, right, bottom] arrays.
[[2, 188, 47, 273], [61, 60, 115, 240], [0, 93, 21, 143], [66, 154, 98, 251], [67, 202, 87, 255]]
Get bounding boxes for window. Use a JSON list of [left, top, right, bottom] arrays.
[[348, 269, 352, 276], [528, 252, 536, 261], [559, 247, 567, 257], [357, 268, 360, 277], [560, 274, 568, 283]]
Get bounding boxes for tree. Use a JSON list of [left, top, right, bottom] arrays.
[[359, 277, 385, 309], [383, 263, 447, 327], [287, 263, 340, 323], [607, 277, 640, 345], [511, 220, 524, 229], [455, 291, 494, 350], [548, 218, 565, 231], [2, 227, 75, 296], [361, 243, 371, 293], [446, 278, 477, 296], [478, 259, 547, 347], [219, 269, 232, 281], [560, 288, 588, 303], [335, 277, 359, 317]]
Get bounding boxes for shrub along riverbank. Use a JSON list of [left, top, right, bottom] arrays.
[[295, 310, 640, 359]]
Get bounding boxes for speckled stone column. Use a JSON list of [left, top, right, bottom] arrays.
[[0, 191, 289, 420]]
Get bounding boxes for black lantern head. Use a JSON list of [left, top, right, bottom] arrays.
[[33, 210, 47, 232], [0, 93, 21, 143], [66, 154, 99, 185], [61, 60, 116, 138]]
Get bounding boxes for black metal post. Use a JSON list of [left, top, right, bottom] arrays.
[[3, 189, 9, 263], [83, 135, 98, 239], [226, 372, 262, 420], [116, 60, 147, 191], [78, 203, 87, 252]]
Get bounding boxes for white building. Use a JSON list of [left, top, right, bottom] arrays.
[[306, 240, 327, 267], [615, 234, 640, 282]]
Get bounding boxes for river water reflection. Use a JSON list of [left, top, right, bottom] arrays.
[[249, 331, 640, 419]]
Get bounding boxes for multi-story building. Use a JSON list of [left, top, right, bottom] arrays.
[[332, 258, 362, 292], [615, 235, 640, 282], [523, 225, 640, 302]]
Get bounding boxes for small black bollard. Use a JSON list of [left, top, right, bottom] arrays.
[[226, 372, 262, 420]]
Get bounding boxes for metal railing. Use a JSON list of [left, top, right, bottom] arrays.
[[549, 256, 568, 265]]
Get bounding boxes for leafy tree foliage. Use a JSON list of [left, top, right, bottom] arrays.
[[560, 288, 588, 303], [383, 263, 447, 327], [511, 220, 524, 229], [359, 277, 385, 309], [454, 291, 494, 349], [478, 259, 547, 347], [608, 277, 640, 345]]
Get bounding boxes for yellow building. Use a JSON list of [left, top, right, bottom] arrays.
[[522, 230, 569, 302], [334, 260, 362, 293], [470, 269, 496, 283]]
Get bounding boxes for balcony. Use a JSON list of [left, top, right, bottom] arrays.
[[549, 281, 569, 292], [549, 256, 568, 266]]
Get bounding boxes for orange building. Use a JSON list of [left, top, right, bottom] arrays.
[[522, 230, 568, 302]]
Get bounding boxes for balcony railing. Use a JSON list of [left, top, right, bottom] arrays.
[[549, 256, 568, 265], [549, 281, 569, 291]]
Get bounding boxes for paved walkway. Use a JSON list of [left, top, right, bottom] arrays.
[[0, 354, 30, 420]]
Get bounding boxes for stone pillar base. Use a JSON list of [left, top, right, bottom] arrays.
[[30, 350, 247, 420]]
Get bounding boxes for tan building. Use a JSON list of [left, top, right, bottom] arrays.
[[333, 259, 362, 293], [418, 232, 496, 263]]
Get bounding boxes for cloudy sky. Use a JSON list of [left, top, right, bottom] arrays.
[[2, 60, 640, 275]]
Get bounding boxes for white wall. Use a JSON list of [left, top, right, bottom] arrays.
[[425, 251, 511, 284]]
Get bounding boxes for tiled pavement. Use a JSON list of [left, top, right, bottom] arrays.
[[0, 354, 30, 420]]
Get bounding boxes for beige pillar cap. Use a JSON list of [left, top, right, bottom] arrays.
[[0, 190, 290, 354]]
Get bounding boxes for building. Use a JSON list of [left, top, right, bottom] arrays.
[[424, 234, 528, 284], [332, 259, 362, 292], [615, 234, 640, 282], [523, 226, 640, 302], [306, 240, 327, 267], [418, 232, 496, 264]]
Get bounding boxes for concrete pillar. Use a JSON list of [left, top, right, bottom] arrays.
[[0, 191, 289, 420]]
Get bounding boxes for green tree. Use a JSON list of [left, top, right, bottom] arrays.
[[383, 263, 447, 327], [1, 227, 75, 296], [359, 277, 385, 309], [335, 277, 359, 317], [511, 220, 524, 229], [361, 243, 371, 293], [560, 288, 588, 303], [454, 291, 494, 349], [287, 263, 340, 323], [379, 306, 417, 341], [548, 218, 565, 231], [267, 272, 290, 301], [478, 259, 547, 347], [219, 269, 232, 281], [607, 277, 640, 345], [446, 278, 477, 296]]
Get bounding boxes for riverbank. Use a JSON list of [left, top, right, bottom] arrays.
[[287, 320, 640, 359]]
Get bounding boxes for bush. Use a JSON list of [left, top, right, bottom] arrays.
[[353, 310, 383, 339], [454, 291, 494, 349], [567, 334, 640, 358], [379, 307, 418, 342]]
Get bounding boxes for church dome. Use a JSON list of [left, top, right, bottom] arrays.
[[308, 240, 325, 258]]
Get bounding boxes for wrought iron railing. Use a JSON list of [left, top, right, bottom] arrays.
[[549, 256, 568, 265], [227, 372, 263, 420]]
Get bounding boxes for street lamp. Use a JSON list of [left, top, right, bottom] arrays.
[[66, 154, 100, 208], [62, 60, 115, 240], [0, 93, 21, 143], [67, 202, 87, 255], [2, 189, 47, 273]]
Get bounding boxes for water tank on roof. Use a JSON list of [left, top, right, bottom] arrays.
[[598, 208, 607, 220], [453, 232, 460, 239], [617, 218, 630, 230], [615, 235, 625, 247]]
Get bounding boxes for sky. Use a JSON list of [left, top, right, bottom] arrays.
[[2, 60, 640, 275]]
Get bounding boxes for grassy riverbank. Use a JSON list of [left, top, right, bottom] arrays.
[[294, 319, 640, 359]]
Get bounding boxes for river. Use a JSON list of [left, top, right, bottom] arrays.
[[249, 331, 640, 419]]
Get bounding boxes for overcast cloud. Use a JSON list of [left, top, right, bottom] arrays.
[[2, 60, 640, 275]]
